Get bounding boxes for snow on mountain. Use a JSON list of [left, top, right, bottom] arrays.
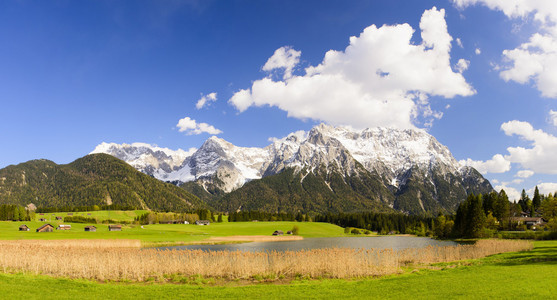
[[92, 124, 470, 193], [90, 142, 196, 177]]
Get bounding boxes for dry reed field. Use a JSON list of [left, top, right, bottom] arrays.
[[0, 239, 532, 281]]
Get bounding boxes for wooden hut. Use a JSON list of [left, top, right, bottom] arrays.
[[55, 216, 62, 221], [19, 225, 30, 231], [84, 226, 97, 232], [108, 225, 122, 231], [57, 224, 71, 230], [36, 224, 54, 232], [272, 230, 284, 236], [39, 218, 47, 222]]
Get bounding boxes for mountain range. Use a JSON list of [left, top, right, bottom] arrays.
[[92, 124, 494, 215], [0, 154, 206, 211]]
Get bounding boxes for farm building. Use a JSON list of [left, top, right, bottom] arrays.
[[39, 218, 46, 222], [19, 225, 30, 231], [57, 224, 71, 230], [272, 230, 284, 236], [84, 226, 97, 232], [184, 221, 189, 224], [511, 217, 546, 230], [36, 224, 54, 232], [108, 225, 122, 231], [195, 220, 210, 226], [286, 230, 293, 235], [55, 216, 62, 220]]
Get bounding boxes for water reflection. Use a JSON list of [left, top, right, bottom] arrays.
[[154, 236, 458, 252]]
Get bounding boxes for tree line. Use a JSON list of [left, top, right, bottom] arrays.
[[36, 204, 137, 213], [134, 209, 224, 225], [314, 212, 434, 235], [228, 211, 310, 222], [0, 204, 33, 221], [444, 188, 557, 238]]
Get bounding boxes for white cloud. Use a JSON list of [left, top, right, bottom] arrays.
[[459, 154, 511, 174], [176, 117, 222, 135], [531, 182, 557, 196], [456, 59, 470, 73], [229, 7, 475, 129], [494, 184, 521, 201], [454, 0, 557, 98], [549, 110, 557, 126], [501, 120, 557, 173], [456, 37, 463, 48], [195, 92, 218, 109], [475, 48, 481, 55], [516, 170, 534, 178], [262, 46, 301, 80], [511, 178, 524, 185]]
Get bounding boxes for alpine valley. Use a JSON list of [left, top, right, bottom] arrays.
[[91, 124, 493, 216]]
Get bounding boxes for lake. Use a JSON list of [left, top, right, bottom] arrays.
[[155, 236, 458, 252]]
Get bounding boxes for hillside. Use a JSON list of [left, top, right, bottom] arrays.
[[0, 154, 207, 211]]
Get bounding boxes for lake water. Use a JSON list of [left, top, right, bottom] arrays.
[[154, 236, 458, 252]]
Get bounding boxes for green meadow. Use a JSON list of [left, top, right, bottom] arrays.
[[0, 240, 554, 299], [0, 217, 346, 245]]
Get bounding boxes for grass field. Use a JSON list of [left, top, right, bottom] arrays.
[[0, 220, 346, 245], [0, 240, 554, 299]]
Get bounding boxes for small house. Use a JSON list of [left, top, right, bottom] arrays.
[[272, 230, 284, 236], [57, 224, 71, 230], [19, 225, 30, 231], [108, 225, 122, 231], [195, 220, 210, 226], [39, 218, 47, 222], [286, 230, 293, 235], [36, 224, 54, 232], [184, 221, 190, 224], [84, 226, 97, 232], [55, 216, 62, 221]]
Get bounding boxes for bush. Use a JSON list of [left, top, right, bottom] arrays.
[[351, 228, 361, 235], [291, 225, 300, 235]]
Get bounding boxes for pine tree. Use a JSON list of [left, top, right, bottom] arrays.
[[532, 186, 541, 216]]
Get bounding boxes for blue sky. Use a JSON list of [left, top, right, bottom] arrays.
[[1, 0, 557, 200]]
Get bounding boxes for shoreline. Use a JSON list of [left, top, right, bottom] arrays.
[[143, 235, 304, 248]]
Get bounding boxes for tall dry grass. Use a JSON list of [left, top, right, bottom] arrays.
[[0, 239, 532, 281]]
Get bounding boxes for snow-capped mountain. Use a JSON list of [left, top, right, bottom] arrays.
[[92, 124, 493, 214]]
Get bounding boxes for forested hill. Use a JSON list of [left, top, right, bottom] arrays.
[[0, 154, 207, 211]]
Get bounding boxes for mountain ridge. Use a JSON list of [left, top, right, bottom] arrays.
[[93, 124, 494, 215]]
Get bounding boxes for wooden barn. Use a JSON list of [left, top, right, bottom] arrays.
[[272, 230, 284, 236], [108, 225, 122, 231], [36, 224, 54, 232], [57, 224, 71, 230], [84, 226, 97, 232], [19, 225, 30, 231], [55, 216, 62, 221]]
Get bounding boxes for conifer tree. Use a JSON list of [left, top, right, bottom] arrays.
[[532, 186, 541, 216]]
